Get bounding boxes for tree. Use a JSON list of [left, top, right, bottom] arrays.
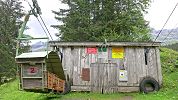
[[0, 0, 24, 48], [0, 0, 24, 82], [53, 0, 151, 42]]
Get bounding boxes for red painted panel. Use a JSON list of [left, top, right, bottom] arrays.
[[86, 48, 97, 54]]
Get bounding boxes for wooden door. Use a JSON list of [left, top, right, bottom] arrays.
[[91, 63, 117, 93]]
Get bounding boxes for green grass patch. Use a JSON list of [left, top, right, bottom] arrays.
[[1, 71, 178, 100], [0, 80, 48, 100]]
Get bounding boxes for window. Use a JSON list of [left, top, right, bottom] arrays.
[[144, 47, 149, 65]]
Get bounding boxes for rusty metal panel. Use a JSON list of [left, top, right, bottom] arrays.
[[81, 68, 90, 81]]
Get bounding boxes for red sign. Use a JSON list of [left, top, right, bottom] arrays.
[[86, 48, 97, 54], [27, 67, 38, 75]]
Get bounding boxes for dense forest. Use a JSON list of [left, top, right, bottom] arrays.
[[0, 0, 24, 83]]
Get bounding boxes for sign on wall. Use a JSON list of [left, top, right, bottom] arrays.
[[119, 70, 128, 81], [81, 68, 90, 81], [86, 48, 97, 54], [27, 67, 38, 75], [112, 47, 124, 59], [98, 47, 108, 58], [98, 47, 107, 52]]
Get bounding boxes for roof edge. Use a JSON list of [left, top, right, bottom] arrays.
[[49, 41, 161, 47]]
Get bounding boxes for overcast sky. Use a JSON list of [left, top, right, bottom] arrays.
[[145, 0, 178, 30], [22, 0, 178, 41], [22, 0, 67, 41]]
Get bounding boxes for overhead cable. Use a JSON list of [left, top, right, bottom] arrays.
[[152, 2, 178, 45]]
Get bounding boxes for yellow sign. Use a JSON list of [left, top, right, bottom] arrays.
[[112, 48, 124, 58]]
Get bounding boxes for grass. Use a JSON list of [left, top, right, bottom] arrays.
[[0, 70, 177, 100], [0, 80, 48, 100], [0, 47, 178, 100]]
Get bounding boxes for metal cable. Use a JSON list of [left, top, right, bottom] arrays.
[[146, 2, 178, 67], [38, 15, 53, 40], [152, 2, 178, 45], [161, 23, 178, 43], [26, 0, 49, 39]]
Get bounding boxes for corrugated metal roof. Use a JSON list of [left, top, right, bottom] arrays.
[[15, 51, 52, 59]]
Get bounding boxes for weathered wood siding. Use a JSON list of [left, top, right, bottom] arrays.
[[58, 46, 162, 93]]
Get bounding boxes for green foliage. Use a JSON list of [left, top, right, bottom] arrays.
[[0, 0, 24, 46], [0, 0, 24, 82], [160, 47, 178, 73], [0, 44, 16, 78], [165, 42, 178, 51], [53, 0, 151, 42]]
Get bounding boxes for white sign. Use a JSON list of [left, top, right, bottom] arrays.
[[98, 52, 108, 58], [119, 70, 128, 81]]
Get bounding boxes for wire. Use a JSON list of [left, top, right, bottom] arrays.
[[38, 15, 53, 40], [146, 2, 178, 66], [161, 23, 178, 43], [35, 16, 50, 39], [26, 0, 53, 40], [26, 1, 50, 39], [145, 1, 178, 68], [152, 2, 178, 45]]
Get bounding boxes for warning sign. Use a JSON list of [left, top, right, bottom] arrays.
[[112, 47, 124, 58], [86, 48, 97, 54], [119, 70, 128, 81]]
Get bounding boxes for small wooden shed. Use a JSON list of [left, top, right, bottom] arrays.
[[15, 51, 68, 93], [49, 42, 162, 93]]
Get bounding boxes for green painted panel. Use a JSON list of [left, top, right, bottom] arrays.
[[98, 47, 107, 52]]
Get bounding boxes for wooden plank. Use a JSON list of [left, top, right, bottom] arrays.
[[103, 63, 109, 93], [111, 63, 118, 93], [155, 47, 162, 85], [91, 63, 118, 93], [72, 47, 80, 85], [147, 48, 158, 81], [91, 63, 98, 92], [62, 47, 73, 79], [71, 86, 91, 91], [90, 63, 94, 92], [80, 48, 86, 85], [125, 47, 137, 85], [152, 48, 158, 81], [23, 78, 42, 89], [135, 47, 146, 83], [110, 86, 139, 92], [49, 41, 161, 47]]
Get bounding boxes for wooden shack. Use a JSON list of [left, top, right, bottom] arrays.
[[49, 42, 162, 93], [15, 51, 70, 93]]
